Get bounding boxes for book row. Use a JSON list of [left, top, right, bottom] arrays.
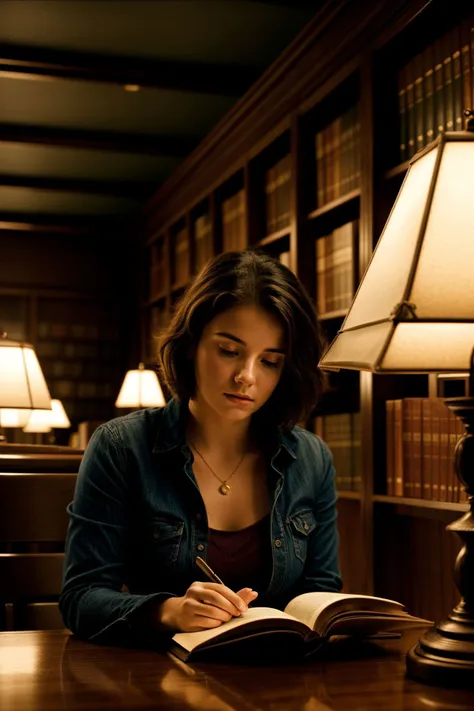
[[40, 358, 118, 381], [315, 104, 360, 208], [265, 154, 291, 235], [385, 398, 467, 503], [398, 18, 474, 161], [35, 341, 116, 361], [51, 379, 117, 401], [313, 411, 362, 492], [316, 220, 357, 316]]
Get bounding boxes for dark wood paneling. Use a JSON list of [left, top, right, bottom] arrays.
[[374, 505, 462, 623], [0, 473, 77, 541], [337, 499, 366, 594], [0, 232, 122, 292], [0, 455, 82, 473]]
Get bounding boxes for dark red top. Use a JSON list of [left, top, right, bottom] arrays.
[[207, 514, 271, 595]]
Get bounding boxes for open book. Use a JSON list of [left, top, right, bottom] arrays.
[[169, 592, 432, 662]]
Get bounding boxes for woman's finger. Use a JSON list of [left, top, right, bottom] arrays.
[[194, 600, 233, 623], [237, 588, 259, 606], [188, 582, 247, 616]]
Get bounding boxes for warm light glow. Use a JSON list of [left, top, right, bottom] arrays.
[[345, 149, 438, 330], [0, 408, 31, 427], [0, 641, 39, 675], [115, 363, 165, 407], [49, 399, 71, 428], [23, 408, 53, 433], [0, 339, 51, 408], [319, 131, 474, 374]]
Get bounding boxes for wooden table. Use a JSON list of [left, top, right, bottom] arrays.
[[2, 629, 474, 710]]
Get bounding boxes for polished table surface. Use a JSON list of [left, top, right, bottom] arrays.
[[2, 629, 474, 711]]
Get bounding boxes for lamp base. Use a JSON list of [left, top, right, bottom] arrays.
[[407, 395, 474, 687], [407, 612, 474, 687]]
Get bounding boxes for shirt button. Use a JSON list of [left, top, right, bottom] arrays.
[[303, 522, 309, 531], [274, 539, 282, 548], [197, 544, 205, 552]]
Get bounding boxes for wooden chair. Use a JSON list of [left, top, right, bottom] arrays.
[[0, 471, 78, 630], [0, 444, 83, 474]]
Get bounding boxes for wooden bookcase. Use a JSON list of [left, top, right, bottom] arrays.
[[139, 0, 474, 623]]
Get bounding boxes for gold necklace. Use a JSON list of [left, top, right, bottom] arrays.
[[190, 441, 246, 495]]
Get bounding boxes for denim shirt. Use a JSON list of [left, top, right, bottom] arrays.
[[60, 398, 342, 645]]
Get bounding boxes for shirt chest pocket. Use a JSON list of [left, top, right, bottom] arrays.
[[142, 518, 185, 566], [287, 510, 316, 563]]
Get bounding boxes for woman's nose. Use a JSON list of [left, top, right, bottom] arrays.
[[234, 361, 256, 385]]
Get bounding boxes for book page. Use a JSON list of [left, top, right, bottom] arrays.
[[172, 607, 307, 653], [284, 592, 406, 631]]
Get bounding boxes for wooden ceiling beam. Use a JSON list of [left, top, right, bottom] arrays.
[[0, 220, 93, 235], [0, 123, 196, 157], [0, 44, 258, 97], [0, 174, 156, 198], [0, 212, 122, 235]]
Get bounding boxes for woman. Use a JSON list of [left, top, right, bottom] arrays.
[[60, 249, 342, 645]]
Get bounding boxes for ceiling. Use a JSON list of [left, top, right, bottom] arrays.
[[0, 0, 317, 235]]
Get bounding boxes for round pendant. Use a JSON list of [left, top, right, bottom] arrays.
[[219, 483, 231, 495]]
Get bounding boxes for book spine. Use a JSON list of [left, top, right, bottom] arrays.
[[442, 34, 454, 131], [386, 400, 394, 496], [423, 46, 435, 145], [421, 399, 432, 500], [393, 399, 403, 497], [414, 53, 425, 152], [398, 66, 407, 162], [461, 20, 472, 128], [406, 60, 416, 158], [434, 38, 445, 138], [452, 27, 463, 131]]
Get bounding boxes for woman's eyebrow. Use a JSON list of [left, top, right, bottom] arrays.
[[214, 331, 285, 354]]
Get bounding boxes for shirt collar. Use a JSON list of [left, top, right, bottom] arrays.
[[152, 397, 297, 460]]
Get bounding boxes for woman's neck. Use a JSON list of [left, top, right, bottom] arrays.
[[187, 398, 253, 457]]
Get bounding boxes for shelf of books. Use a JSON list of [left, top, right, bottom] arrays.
[[139, 2, 474, 619]]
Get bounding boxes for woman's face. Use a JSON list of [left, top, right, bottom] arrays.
[[192, 304, 286, 423]]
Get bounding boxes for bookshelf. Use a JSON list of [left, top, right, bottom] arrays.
[[139, 0, 474, 620]]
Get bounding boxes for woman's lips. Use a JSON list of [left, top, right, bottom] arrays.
[[224, 393, 254, 405]]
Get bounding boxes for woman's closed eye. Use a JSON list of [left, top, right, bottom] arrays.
[[219, 346, 239, 358], [218, 345, 282, 369], [261, 358, 280, 369]]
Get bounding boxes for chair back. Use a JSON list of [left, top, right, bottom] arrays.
[[0, 470, 78, 631]]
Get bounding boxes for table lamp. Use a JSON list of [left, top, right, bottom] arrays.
[[0, 332, 52, 442], [318, 111, 474, 686], [115, 362, 166, 408], [0, 409, 31, 428], [23, 399, 70, 442]]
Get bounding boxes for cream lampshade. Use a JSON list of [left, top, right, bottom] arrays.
[[0, 335, 51, 409], [48, 399, 71, 428], [23, 399, 71, 433], [318, 114, 474, 687], [319, 129, 474, 375], [23, 408, 53, 433], [0, 408, 31, 428], [115, 363, 165, 408]]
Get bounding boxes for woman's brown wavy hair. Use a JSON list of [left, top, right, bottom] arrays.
[[158, 249, 326, 430]]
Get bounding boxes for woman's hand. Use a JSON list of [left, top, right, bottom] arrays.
[[157, 582, 258, 632]]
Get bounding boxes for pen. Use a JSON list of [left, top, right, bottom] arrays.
[[196, 556, 225, 585]]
